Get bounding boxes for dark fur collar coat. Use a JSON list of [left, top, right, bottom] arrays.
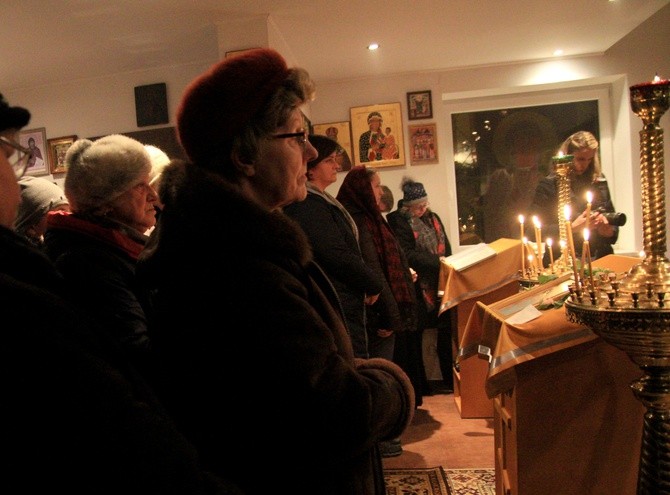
[[138, 160, 415, 495]]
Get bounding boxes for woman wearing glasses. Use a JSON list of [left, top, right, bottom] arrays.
[[137, 49, 414, 495], [0, 94, 245, 493]]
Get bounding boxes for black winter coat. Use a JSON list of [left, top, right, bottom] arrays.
[[137, 161, 414, 495], [284, 188, 383, 357], [0, 225, 241, 494]]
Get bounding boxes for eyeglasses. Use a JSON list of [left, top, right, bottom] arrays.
[[271, 129, 309, 149], [0, 136, 34, 179]]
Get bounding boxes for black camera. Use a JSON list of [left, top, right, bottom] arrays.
[[595, 207, 627, 227]]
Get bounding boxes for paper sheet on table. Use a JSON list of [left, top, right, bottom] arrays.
[[505, 304, 543, 325]]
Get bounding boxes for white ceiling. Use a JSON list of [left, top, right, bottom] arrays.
[[1, 0, 668, 91]]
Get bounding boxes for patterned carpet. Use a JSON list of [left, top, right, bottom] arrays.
[[384, 467, 495, 495]]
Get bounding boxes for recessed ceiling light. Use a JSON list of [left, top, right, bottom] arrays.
[[367, 43, 379, 51], [553, 49, 564, 56]]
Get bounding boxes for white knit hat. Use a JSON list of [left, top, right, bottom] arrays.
[[144, 144, 170, 188], [64, 134, 151, 213], [14, 176, 68, 233]]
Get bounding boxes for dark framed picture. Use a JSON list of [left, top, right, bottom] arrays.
[[312, 121, 353, 172], [134, 83, 169, 127], [18, 127, 49, 176], [47, 135, 77, 174], [407, 90, 433, 120], [408, 123, 438, 165], [350, 102, 405, 168]]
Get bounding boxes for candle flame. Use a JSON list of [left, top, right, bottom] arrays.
[[523, 236, 528, 244], [564, 204, 571, 220], [654, 74, 661, 83], [532, 216, 540, 228], [639, 250, 645, 258], [583, 228, 590, 241], [518, 214, 524, 224], [586, 191, 593, 203], [559, 239, 566, 248], [546, 237, 553, 247]]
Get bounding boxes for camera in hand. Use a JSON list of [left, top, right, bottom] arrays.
[[595, 207, 627, 226]]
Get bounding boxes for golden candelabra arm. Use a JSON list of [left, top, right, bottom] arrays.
[[554, 156, 573, 254], [565, 76, 670, 495]]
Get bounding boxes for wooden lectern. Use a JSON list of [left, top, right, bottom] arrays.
[[462, 255, 644, 495], [439, 238, 521, 418]]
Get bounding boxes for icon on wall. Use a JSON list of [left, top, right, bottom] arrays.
[[134, 83, 169, 127]]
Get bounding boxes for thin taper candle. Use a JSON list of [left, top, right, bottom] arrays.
[[583, 229, 595, 288], [532, 216, 542, 272], [564, 205, 579, 285], [546, 237, 555, 273], [585, 191, 593, 231], [519, 215, 526, 277]]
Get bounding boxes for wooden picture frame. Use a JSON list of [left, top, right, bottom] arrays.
[[134, 83, 169, 127], [350, 102, 405, 168], [47, 135, 77, 174], [18, 127, 49, 176], [408, 123, 439, 165], [312, 121, 353, 172], [407, 90, 433, 120]]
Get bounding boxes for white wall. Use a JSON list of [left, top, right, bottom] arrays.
[[5, 5, 669, 256]]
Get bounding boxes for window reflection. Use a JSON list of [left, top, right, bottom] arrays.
[[451, 100, 599, 245]]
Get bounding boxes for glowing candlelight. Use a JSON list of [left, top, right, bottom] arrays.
[[532, 216, 542, 272], [585, 191, 593, 231], [527, 254, 535, 276], [519, 215, 525, 275], [583, 228, 595, 288], [546, 237, 555, 273]]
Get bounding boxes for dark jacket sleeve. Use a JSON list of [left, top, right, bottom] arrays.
[[284, 196, 382, 296], [387, 211, 441, 283], [351, 211, 402, 333]]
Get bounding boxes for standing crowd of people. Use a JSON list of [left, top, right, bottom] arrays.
[[2, 47, 620, 494]]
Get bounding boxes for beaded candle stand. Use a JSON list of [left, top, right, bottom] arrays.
[[565, 75, 670, 495]]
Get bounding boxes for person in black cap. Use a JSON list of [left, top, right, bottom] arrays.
[[0, 93, 243, 494], [136, 48, 414, 495], [387, 176, 455, 394]]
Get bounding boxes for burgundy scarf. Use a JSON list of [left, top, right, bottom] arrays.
[[337, 167, 415, 305]]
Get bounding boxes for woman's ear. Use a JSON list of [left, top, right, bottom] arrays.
[[230, 149, 256, 177]]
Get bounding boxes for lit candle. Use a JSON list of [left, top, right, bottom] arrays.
[[631, 74, 670, 90], [584, 228, 595, 289], [519, 215, 525, 275], [532, 216, 542, 272], [585, 191, 593, 231], [527, 254, 535, 276], [546, 237, 554, 273], [564, 205, 579, 285]]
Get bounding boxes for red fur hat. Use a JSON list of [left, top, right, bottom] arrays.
[[176, 48, 290, 170]]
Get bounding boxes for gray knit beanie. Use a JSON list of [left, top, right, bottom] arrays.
[[64, 134, 151, 213], [400, 176, 428, 206], [15, 176, 68, 233]]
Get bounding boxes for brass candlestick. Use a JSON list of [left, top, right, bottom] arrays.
[[554, 153, 574, 253], [565, 76, 670, 495]]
